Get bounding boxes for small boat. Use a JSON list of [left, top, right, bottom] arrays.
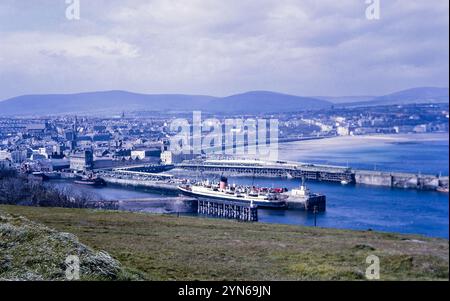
[[436, 186, 449, 193], [74, 175, 106, 187], [340, 180, 349, 185]]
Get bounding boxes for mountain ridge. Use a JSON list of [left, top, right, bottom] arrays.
[[0, 87, 448, 116], [340, 87, 449, 107]]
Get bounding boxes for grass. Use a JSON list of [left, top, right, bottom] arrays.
[[0, 205, 448, 280]]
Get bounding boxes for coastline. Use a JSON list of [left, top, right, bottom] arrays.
[[279, 132, 449, 151], [277, 132, 449, 175]]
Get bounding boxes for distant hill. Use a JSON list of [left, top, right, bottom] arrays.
[[0, 90, 331, 116], [0, 87, 447, 116], [0, 91, 217, 116], [209, 91, 331, 113], [313, 95, 376, 104], [342, 87, 449, 107]]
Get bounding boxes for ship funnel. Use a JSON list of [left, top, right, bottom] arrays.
[[220, 176, 228, 189]]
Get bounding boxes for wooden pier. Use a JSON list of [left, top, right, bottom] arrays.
[[197, 199, 258, 222]]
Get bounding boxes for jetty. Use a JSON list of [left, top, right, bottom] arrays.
[[197, 199, 258, 222]]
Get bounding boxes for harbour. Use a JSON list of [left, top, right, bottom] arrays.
[[49, 177, 448, 238], [176, 159, 448, 191], [42, 134, 449, 238]]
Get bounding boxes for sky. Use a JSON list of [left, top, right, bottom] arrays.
[[0, 0, 448, 100]]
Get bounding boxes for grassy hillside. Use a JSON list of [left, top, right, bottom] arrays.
[[0, 205, 448, 281], [0, 208, 136, 280]]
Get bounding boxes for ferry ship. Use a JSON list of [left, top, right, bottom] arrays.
[[178, 176, 288, 208]]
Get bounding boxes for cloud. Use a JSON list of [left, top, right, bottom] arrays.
[[0, 0, 448, 99], [1, 32, 139, 59]]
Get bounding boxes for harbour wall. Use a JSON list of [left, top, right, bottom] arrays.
[[176, 163, 448, 191], [354, 170, 448, 190], [118, 197, 197, 213], [102, 176, 179, 193]]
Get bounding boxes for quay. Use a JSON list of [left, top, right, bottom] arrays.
[[95, 169, 179, 193], [117, 196, 259, 221], [118, 196, 197, 213]]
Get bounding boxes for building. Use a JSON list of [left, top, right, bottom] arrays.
[[336, 126, 350, 136], [131, 150, 146, 160], [131, 148, 162, 161], [413, 124, 428, 133], [11, 150, 27, 163], [0, 159, 12, 169], [50, 159, 70, 171], [70, 150, 94, 171], [160, 151, 195, 164], [25, 123, 47, 137], [0, 150, 11, 161]]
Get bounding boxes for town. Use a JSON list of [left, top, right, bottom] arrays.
[[0, 103, 448, 173]]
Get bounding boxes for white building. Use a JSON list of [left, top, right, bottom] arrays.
[[413, 124, 428, 133], [160, 151, 195, 165], [336, 126, 350, 136], [0, 150, 12, 161], [131, 150, 146, 160]]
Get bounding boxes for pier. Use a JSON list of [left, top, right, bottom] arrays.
[[178, 159, 355, 183], [197, 199, 258, 222], [177, 159, 448, 191]]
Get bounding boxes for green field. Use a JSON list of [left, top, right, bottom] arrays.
[[1, 205, 448, 280]]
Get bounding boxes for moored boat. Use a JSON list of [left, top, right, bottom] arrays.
[[74, 175, 106, 187], [436, 186, 449, 193]]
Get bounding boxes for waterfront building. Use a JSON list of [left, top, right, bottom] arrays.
[[413, 124, 428, 133], [160, 150, 195, 164], [70, 150, 94, 171], [131, 148, 162, 162], [336, 126, 350, 136]]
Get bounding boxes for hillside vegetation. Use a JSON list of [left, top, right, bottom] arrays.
[[0, 205, 448, 281], [0, 208, 136, 280]]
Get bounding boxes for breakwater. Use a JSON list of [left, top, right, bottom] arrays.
[[354, 170, 448, 190], [118, 197, 197, 213], [101, 176, 179, 193], [114, 196, 259, 222], [177, 160, 448, 191]]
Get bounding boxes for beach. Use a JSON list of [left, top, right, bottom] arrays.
[[278, 133, 449, 175]]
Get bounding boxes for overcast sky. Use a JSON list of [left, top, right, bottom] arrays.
[[0, 0, 448, 100]]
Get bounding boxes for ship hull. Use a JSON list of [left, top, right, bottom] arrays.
[[178, 187, 286, 209], [287, 195, 326, 212], [74, 177, 106, 187]]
